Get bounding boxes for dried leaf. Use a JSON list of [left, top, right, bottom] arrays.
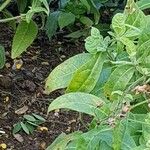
[[15, 106, 28, 115]]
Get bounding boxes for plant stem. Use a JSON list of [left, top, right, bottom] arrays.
[[130, 99, 148, 110], [0, 0, 11, 12], [0, 14, 26, 23]]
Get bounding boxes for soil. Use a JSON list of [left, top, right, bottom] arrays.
[[0, 24, 90, 150]]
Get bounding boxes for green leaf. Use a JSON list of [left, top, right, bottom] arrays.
[[112, 13, 126, 36], [104, 65, 135, 100], [137, 0, 150, 10], [66, 53, 105, 93], [82, 127, 113, 149], [91, 66, 112, 97], [32, 113, 45, 122], [85, 27, 110, 54], [13, 122, 22, 134], [20, 122, 30, 134], [25, 122, 35, 134], [2, 10, 16, 30], [23, 115, 36, 122], [120, 37, 136, 56], [16, 0, 28, 12], [11, 20, 38, 59], [45, 53, 92, 94], [80, 16, 93, 26], [46, 132, 81, 150], [86, 0, 100, 24], [124, 0, 146, 30], [58, 12, 75, 29], [48, 92, 105, 117], [45, 11, 60, 39], [143, 113, 150, 142], [0, 44, 5, 69]]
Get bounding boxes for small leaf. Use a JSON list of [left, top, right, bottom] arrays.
[[137, 0, 150, 10], [80, 16, 93, 26], [58, 12, 75, 29], [85, 27, 110, 54], [32, 113, 45, 122], [13, 122, 22, 134], [20, 122, 30, 134], [112, 13, 126, 35], [45, 11, 60, 39], [23, 115, 36, 122], [0, 45, 5, 69], [45, 53, 92, 94], [11, 20, 38, 59], [48, 92, 106, 117]]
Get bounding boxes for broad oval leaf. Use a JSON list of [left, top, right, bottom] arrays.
[[0, 45, 5, 69], [45, 53, 92, 94], [104, 65, 135, 100], [48, 92, 105, 117], [66, 52, 105, 93], [58, 12, 75, 29], [11, 20, 38, 59]]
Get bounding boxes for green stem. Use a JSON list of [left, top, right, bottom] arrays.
[[130, 99, 148, 110], [0, 14, 26, 23], [0, 0, 11, 12]]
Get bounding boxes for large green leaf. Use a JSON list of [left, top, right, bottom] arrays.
[[45, 53, 92, 94], [137, 0, 150, 10], [58, 12, 75, 29], [45, 11, 60, 39], [104, 65, 135, 100], [11, 20, 38, 59], [48, 92, 106, 117], [0, 44, 5, 69], [66, 52, 105, 93], [46, 132, 81, 150]]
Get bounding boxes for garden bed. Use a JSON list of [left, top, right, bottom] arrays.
[[0, 24, 89, 150]]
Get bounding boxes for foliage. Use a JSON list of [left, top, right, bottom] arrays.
[[45, 0, 127, 39], [13, 113, 45, 135], [45, 0, 150, 149], [0, 0, 49, 60]]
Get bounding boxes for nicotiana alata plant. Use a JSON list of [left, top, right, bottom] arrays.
[[45, 0, 150, 149]]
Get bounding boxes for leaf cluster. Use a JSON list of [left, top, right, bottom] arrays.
[[45, 0, 150, 149]]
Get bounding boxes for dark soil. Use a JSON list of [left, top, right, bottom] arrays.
[[0, 24, 90, 150]]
